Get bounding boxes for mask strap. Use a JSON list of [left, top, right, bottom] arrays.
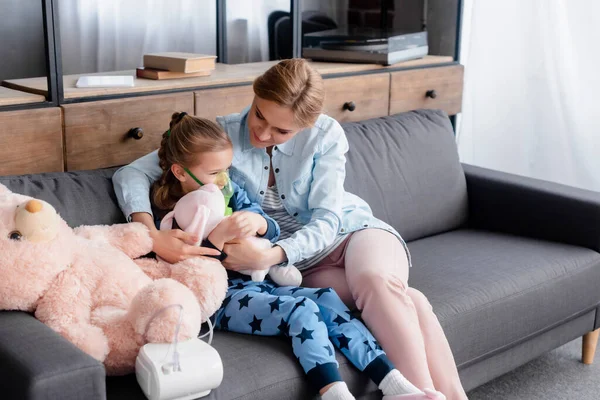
[[184, 167, 204, 187]]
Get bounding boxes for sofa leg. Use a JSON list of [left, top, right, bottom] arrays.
[[582, 329, 600, 365]]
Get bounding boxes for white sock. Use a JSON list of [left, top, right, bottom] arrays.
[[321, 382, 355, 400], [379, 369, 423, 396]]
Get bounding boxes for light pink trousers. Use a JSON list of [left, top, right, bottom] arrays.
[[302, 229, 468, 400]]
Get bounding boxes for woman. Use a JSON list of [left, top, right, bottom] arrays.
[[112, 59, 468, 400]]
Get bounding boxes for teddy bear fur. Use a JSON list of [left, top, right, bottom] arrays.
[[0, 184, 205, 375]]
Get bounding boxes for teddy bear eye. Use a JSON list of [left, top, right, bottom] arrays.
[[8, 231, 22, 241]]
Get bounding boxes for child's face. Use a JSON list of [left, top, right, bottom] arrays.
[[171, 147, 233, 194]]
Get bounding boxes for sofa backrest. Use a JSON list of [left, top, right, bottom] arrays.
[[0, 168, 125, 228], [0, 110, 468, 241], [342, 109, 468, 242]]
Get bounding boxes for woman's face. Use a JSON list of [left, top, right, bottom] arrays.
[[247, 96, 305, 149], [171, 147, 233, 194]]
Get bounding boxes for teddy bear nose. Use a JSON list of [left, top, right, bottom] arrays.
[[25, 199, 43, 213]]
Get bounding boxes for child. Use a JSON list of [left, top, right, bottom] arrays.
[[148, 112, 445, 400]]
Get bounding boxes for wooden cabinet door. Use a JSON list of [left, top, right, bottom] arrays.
[[0, 108, 63, 176], [63, 93, 194, 171], [389, 65, 464, 116], [323, 74, 390, 123]]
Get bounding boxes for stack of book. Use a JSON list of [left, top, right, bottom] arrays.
[[137, 52, 217, 80]]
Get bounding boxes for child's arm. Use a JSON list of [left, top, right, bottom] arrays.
[[207, 182, 280, 250], [229, 181, 280, 242]]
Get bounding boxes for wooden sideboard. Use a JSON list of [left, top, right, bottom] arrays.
[[0, 56, 463, 175]]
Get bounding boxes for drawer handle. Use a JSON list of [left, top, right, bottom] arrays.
[[426, 90, 437, 99], [127, 127, 144, 140], [343, 101, 356, 112]]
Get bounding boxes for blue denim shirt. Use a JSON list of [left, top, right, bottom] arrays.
[[112, 108, 407, 266]]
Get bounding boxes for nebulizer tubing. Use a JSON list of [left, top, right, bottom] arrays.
[[144, 304, 215, 374]]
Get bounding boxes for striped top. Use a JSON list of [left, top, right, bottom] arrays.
[[262, 185, 347, 270]]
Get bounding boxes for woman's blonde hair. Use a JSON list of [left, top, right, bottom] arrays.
[[152, 112, 232, 211], [253, 58, 325, 128]]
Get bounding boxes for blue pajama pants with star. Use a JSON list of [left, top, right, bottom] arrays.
[[214, 276, 395, 390]]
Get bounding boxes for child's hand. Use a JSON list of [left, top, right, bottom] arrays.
[[208, 212, 268, 250], [228, 211, 268, 238]]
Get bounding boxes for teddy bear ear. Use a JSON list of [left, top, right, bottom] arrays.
[[0, 183, 11, 195]]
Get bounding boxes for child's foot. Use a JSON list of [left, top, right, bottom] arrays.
[[379, 369, 423, 397], [321, 381, 355, 400], [383, 388, 446, 400]]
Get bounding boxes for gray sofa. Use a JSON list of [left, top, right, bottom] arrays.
[[1, 109, 600, 400]]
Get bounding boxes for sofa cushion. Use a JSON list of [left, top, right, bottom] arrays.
[[407, 229, 600, 368], [342, 109, 468, 242], [107, 333, 380, 400], [0, 168, 124, 227]]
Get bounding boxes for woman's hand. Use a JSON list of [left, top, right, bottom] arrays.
[[223, 240, 287, 271], [150, 229, 221, 264], [222, 239, 270, 271]]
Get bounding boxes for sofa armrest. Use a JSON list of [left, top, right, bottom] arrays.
[[0, 311, 106, 400], [463, 163, 600, 252]]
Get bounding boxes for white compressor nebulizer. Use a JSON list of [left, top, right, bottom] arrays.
[[135, 305, 223, 400]]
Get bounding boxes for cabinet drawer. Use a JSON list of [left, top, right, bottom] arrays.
[[0, 108, 63, 176], [63, 93, 193, 171], [390, 65, 464, 116], [323, 74, 390, 123], [195, 86, 254, 122]]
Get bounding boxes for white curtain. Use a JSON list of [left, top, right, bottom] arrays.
[[59, 0, 348, 72], [58, 0, 216, 75], [457, 0, 600, 191]]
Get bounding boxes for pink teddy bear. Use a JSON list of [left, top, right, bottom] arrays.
[[158, 184, 302, 287], [0, 184, 202, 375]]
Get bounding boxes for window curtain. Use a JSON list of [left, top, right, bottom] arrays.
[[58, 0, 216, 74], [457, 0, 600, 191]]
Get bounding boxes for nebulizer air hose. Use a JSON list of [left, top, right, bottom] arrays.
[[144, 304, 215, 374]]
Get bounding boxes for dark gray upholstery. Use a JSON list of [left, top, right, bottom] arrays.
[[0, 168, 124, 227], [463, 163, 600, 253], [107, 333, 379, 400], [0, 312, 105, 400], [458, 310, 596, 391], [1, 109, 600, 400], [408, 229, 600, 367], [343, 110, 468, 242]]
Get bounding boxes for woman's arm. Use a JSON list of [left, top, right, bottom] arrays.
[[223, 121, 348, 269], [275, 122, 348, 265], [112, 150, 162, 221]]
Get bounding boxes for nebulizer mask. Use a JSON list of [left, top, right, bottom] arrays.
[[185, 168, 234, 216]]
